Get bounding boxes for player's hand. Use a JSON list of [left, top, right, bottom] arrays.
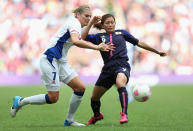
[[159, 51, 167, 57], [98, 42, 115, 52], [90, 16, 101, 25]]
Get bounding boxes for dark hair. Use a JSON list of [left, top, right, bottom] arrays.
[[94, 14, 115, 30], [72, 5, 90, 16]]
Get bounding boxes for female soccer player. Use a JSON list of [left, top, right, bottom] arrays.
[[82, 14, 167, 124], [10, 6, 113, 126]]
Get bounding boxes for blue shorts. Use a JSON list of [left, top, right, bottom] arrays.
[[95, 59, 131, 89]]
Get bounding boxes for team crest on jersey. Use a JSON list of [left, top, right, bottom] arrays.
[[115, 32, 122, 35], [101, 35, 106, 43], [122, 68, 127, 72]]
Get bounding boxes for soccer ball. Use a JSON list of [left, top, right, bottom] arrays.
[[132, 84, 151, 102]]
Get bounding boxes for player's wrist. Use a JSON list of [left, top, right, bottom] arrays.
[[88, 20, 94, 26], [97, 45, 101, 50]]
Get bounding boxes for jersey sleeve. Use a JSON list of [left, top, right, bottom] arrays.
[[68, 17, 81, 37], [121, 29, 139, 46], [85, 34, 99, 45]]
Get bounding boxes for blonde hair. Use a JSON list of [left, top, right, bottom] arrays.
[[72, 5, 90, 16]]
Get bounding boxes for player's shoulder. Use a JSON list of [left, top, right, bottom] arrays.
[[116, 29, 133, 38]]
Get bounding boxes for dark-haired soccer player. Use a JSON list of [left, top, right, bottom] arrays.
[[82, 14, 167, 124]]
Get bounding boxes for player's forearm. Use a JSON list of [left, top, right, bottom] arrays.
[[81, 22, 92, 40], [73, 39, 99, 50], [137, 41, 160, 55]]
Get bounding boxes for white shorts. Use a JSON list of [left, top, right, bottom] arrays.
[[40, 55, 78, 91]]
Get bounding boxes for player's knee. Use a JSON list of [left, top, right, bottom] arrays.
[[116, 74, 127, 87], [116, 80, 127, 88], [75, 85, 86, 92], [91, 95, 100, 101], [49, 95, 59, 103], [48, 93, 59, 103], [91, 96, 96, 101]]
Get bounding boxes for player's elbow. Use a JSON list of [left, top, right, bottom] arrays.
[[137, 41, 143, 48], [71, 39, 80, 46], [49, 95, 59, 103], [81, 34, 86, 40]]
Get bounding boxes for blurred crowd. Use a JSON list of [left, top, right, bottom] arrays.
[[0, 0, 193, 76]]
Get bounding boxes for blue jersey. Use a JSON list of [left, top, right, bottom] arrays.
[[85, 29, 139, 64]]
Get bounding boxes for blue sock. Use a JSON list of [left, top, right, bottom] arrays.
[[45, 94, 52, 104]]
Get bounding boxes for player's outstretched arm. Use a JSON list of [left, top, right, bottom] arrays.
[[81, 16, 101, 40], [137, 41, 167, 57], [71, 33, 112, 52]]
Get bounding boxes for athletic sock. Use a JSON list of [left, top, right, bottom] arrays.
[[66, 92, 84, 121], [118, 87, 128, 114], [91, 100, 101, 117], [19, 94, 47, 106]]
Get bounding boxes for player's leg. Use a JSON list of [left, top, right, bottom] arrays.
[[64, 76, 85, 126], [60, 63, 85, 126], [87, 85, 107, 125], [87, 71, 112, 125], [10, 55, 60, 117], [116, 73, 129, 124], [10, 94, 50, 118], [91, 85, 107, 117]]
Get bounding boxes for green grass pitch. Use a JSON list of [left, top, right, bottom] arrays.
[[0, 85, 193, 131]]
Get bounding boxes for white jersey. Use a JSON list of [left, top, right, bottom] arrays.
[[44, 16, 81, 63]]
